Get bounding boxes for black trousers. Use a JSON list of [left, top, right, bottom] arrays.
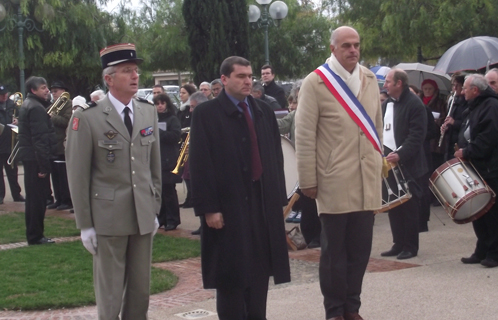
[[418, 172, 432, 229], [50, 155, 71, 206], [0, 153, 22, 199], [472, 178, 498, 261], [388, 195, 420, 254], [319, 211, 374, 319], [158, 182, 180, 227], [24, 161, 49, 243], [216, 181, 271, 320]]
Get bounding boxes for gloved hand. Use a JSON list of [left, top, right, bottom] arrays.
[[81, 227, 98, 255], [153, 217, 160, 237]]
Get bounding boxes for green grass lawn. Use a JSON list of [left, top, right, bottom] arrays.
[[0, 212, 80, 244], [0, 212, 201, 311]]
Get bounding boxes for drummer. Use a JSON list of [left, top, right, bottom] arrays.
[[455, 74, 498, 268], [381, 69, 428, 260]]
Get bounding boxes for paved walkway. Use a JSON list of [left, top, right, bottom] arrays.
[[2, 172, 498, 319]]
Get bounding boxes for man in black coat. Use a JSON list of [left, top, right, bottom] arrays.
[[0, 85, 23, 204], [17, 76, 57, 245], [456, 74, 498, 268], [261, 64, 287, 108], [381, 69, 427, 260], [189, 56, 290, 320]]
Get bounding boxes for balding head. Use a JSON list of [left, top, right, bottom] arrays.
[[383, 69, 408, 100], [485, 68, 498, 93], [330, 26, 360, 73]]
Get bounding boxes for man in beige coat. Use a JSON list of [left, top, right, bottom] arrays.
[[65, 43, 161, 320], [295, 26, 383, 320]]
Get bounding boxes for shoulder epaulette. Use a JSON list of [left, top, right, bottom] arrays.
[[136, 97, 154, 106], [80, 101, 97, 111]]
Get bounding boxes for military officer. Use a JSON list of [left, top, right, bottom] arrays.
[[65, 43, 161, 320]]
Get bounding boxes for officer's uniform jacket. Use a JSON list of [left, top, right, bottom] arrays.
[[65, 95, 161, 236]]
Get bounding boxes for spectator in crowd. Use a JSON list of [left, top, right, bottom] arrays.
[[152, 84, 165, 98], [485, 68, 498, 94], [178, 84, 196, 130], [261, 64, 287, 108], [199, 82, 213, 99], [90, 89, 105, 102], [210, 79, 223, 98], [17, 76, 57, 245], [153, 93, 182, 231], [251, 82, 280, 110]]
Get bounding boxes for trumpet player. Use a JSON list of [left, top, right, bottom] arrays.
[[47, 81, 73, 211], [17, 76, 57, 245], [0, 84, 24, 204]]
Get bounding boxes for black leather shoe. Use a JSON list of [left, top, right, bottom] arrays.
[[69, 209, 75, 213], [164, 225, 177, 231], [461, 254, 482, 264], [56, 204, 73, 210], [481, 258, 498, 268], [0, 198, 3, 204], [381, 247, 402, 257], [13, 195, 25, 202], [47, 202, 60, 209], [182, 202, 193, 208], [29, 237, 55, 245], [397, 251, 417, 260], [191, 227, 201, 235]]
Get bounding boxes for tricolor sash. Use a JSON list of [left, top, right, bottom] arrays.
[[314, 63, 383, 155]]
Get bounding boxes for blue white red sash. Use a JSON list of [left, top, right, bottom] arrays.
[[314, 63, 383, 155]]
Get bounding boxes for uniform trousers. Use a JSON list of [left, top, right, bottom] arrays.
[[319, 211, 374, 319], [23, 160, 49, 243], [471, 178, 498, 261], [50, 155, 72, 206], [94, 232, 153, 320], [0, 153, 22, 200], [216, 180, 271, 320]]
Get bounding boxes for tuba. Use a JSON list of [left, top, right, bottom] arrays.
[[47, 92, 70, 116]]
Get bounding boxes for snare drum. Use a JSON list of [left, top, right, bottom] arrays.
[[281, 136, 299, 198], [430, 158, 496, 224], [375, 162, 412, 214]]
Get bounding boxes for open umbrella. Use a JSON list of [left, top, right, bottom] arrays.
[[370, 66, 391, 80], [434, 36, 498, 74], [394, 63, 452, 94]]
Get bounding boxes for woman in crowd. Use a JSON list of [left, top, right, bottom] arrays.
[[153, 93, 182, 231], [178, 84, 196, 129]]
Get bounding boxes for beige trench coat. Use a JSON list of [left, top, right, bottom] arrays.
[[295, 66, 383, 214]]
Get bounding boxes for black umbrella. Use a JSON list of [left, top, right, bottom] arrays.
[[434, 36, 498, 74]]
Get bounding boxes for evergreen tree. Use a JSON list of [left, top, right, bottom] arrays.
[[182, 0, 250, 84]]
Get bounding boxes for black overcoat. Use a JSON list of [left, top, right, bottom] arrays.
[[382, 87, 428, 190], [158, 110, 181, 184], [189, 90, 290, 289]]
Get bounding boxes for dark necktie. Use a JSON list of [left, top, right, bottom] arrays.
[[124, 106, 133, 136], [238, 101, 263, 180]]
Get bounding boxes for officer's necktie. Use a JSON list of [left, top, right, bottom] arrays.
[[124, 107, 133, 136], [238, 101, 262, 180]]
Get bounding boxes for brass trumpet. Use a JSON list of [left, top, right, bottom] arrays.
[[172, 131, 189, 175], [47, 92, 70, 116]]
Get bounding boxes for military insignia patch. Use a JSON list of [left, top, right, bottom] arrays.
[[72, 118, 79, 131], [107, 151, 115, 163], [140, 126, 153, 136], [105, 130, 118, 140]]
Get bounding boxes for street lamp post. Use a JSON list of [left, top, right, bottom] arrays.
[[248, 0, 288, 66], [0, 1, 52, 97]]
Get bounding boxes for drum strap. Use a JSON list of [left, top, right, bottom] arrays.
[[314, 63, 382, 155]]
